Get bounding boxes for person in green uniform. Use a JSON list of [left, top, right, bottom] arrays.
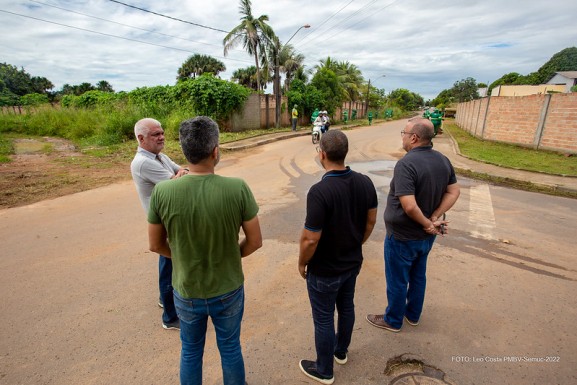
[[311, 108, 320, 124], [429, 108, 443, 136]]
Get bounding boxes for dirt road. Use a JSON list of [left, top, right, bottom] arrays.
[[2, 122, 576, 384]]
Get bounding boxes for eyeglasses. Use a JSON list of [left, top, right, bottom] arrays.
[[401, 130, 420, 138]]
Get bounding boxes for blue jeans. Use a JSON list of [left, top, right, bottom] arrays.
[[384, 234, 436, 329], [174, 286, 245, 385], [306, 267, 360, 377], [159, 255, 178, 324]]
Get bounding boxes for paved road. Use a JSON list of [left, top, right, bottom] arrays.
[[1, 120, 576, 384]]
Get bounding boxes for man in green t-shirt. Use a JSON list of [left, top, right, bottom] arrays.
[[148, 116, 262, 385]]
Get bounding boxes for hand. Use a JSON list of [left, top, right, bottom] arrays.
[[175, 168, 189, 178], [425, 219, 449, 236], [298, 263, 307, 279]]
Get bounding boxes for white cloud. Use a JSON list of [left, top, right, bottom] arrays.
[[1, 0, 576, 100]]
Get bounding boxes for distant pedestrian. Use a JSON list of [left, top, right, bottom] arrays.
[[367, 118, 460, 332], [148, 116, 262, 385], [130, 117, 188, 331], [298, 130, 378, 385], [292, 104, 299, 131]]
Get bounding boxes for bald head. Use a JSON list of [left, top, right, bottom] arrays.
[[407, 118, 435, 143]]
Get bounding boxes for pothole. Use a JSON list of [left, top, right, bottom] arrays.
[[385, 354, 456, 385]]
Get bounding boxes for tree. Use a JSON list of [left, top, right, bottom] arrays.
[[535, 47, 577, 83], [223, 0, 274, 92], [335, 61, 364, 103], [310, 66, 344, 115], [389, 88, 423, 111], [96, 80, 114, 93], [177, 54, 226, 81], [231, 66, 258, 89], [430, 89, 454, 108], [31, 76, 54, 94], [278, 43, 305, 91], [489, 72, 521, 92], [451, 77, 479, 102], [171, 74, 251, 122]]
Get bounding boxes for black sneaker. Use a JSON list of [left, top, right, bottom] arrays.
[[334, 352, 347, 365], [299, 360, 334, 385], [162, 319, 180, 330]]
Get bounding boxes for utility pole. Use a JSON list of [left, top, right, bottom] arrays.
[[274, 24, 310, 128]]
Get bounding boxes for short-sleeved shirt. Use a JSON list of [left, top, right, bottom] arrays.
[[384, 146, 457, 240], [131, 147, 181, 211], [148, 174, 259, 299], [292, 108, 298, 119], [305, 167, 378, 277]]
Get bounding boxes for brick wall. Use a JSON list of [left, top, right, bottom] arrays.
[[456, 93, 577, 154]]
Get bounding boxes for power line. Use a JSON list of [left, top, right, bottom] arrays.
[[107, 0, 230, 34], [29, 0, 246, 53], [0, 9, 252, 64]]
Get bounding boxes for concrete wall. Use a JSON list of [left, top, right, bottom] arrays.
[[226, 94, 368, 131], [456, 93, 577, 154]]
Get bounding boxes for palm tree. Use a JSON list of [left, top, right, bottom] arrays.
[[232, 66, 258, 89], [95, 80, 114, 93], [335, 61, 364, 102], [177, 54, 226, 81], [223, 0, 274, 92], [279, 44, 305, 92]]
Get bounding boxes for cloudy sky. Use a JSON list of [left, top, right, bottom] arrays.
[[1, 0, 576, 100]]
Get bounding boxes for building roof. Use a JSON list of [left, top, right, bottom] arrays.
[[554, 71, 577, 79]]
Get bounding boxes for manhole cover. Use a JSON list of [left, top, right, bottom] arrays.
[[390, 372, 452, 385]]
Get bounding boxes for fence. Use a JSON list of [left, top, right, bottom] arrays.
[[225, 94, 369, 131], [456, 93, 577, 154]]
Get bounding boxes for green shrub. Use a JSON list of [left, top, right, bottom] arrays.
[[21, 93, 49, 106]]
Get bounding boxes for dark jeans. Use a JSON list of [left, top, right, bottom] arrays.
[[159, 255, 178, 323], [384, 234, 435, 328], [306, 267, 360, 377], [292, 118, 298, 131]]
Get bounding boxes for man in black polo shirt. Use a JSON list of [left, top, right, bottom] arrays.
[[298, 130, 378, 385], [367, 118, 460, 332]]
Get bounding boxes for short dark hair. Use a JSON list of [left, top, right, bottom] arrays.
[[320, 130, 348, 163], [179, 116, 219, 164]]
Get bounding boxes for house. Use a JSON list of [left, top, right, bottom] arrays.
[[546, 71, 577, 93], [490, 84, 565, 96]]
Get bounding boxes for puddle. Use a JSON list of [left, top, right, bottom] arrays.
[[348, 159, 397, 199]]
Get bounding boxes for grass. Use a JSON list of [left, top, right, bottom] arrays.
[[0, 134, 13, 162], [444, 122, 577, 177]]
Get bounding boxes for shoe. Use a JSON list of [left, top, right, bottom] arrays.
[[162, 319, 180, 330], [299, 360, 334, 385], [366, 314, 401, 332], [405, 316, 419, 326], [334, 352, 347, 365]]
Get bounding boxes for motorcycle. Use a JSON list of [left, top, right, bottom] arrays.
[[311, 122, 323, 144]]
